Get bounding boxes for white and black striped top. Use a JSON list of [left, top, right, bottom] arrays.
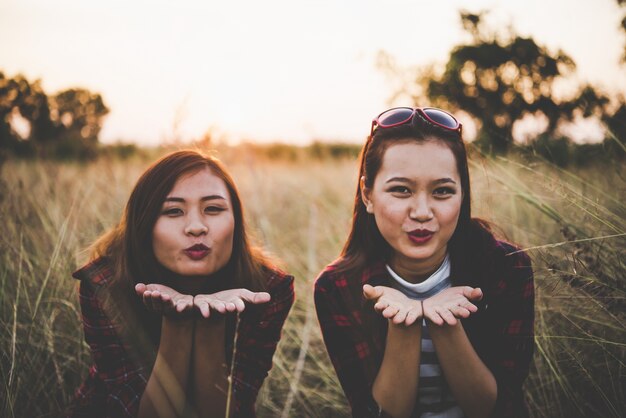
[[386, 255, 464, 418]]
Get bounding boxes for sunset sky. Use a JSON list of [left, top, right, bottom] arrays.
[[1, 0, 625, 145]]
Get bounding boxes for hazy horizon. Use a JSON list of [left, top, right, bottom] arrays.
[[1, 0, 625, 145]]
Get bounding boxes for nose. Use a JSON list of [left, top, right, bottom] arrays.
[[409, 194, 433, 222], [184, 213, 208, 236]]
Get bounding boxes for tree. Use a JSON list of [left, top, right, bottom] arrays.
[[0, 71, 109, 159], [50, 88, 109, 144], [414, 12, 611, 153]]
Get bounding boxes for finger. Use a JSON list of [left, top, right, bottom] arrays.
[[235, 289, 269, 304], [224, 302, 237, 312], [461, 286, 476, 299], [382, 305, 399, 319], [405, 309, 421, 326], [426, 308, 444, 326], [234, 298, 246, 312], [176, 299, 191, 313], [363, 284, 383, 300], [151, 291, 164, 313], [470, 288, 483, 301], [198, 301, 210, 318], [374, 300, 388, 312], [438, 308, 457, 326], [210, 301, 227, 314], [142, 291, 154, 310], [463, 300, 478, 312], [252, 292, 271, 304], [135, 283, 147, 296], [392, 309, 408, 325], [452, 305, 471, 318]]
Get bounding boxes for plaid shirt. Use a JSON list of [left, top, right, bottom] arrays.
[[314, 240, 534, 418], [70, 257, 294, 418]]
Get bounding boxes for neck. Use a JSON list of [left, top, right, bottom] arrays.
[[162, 268, 229, 296], [389, 249, 447, 284]]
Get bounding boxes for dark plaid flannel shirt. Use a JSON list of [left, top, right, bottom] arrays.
[[70, 257, 294, 418], [314, 240, 534, 418]]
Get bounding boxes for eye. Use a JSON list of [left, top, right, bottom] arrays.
[[162, 207, 183, 216], [388, 185, 411, 196], [204, 205, 226, 214], [433, 186, 456, 197]]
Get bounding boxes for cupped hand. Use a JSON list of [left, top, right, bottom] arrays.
[[193, 289, 271, 318], [363, 284, 423, 326], [135, 283, 194, 316], [422, 286, 482, 326]]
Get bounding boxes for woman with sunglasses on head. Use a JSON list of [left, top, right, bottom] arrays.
[[69, 150, 294, 418], [315, 108, 534, 418]]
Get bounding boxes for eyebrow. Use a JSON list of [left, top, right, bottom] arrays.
[[164, 195, 227, 203], [385, 177, 457, 185]]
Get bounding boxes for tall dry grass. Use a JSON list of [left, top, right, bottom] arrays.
[[0, 148, 624, 417]]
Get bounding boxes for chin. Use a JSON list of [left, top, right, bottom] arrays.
[[401, 247, 439, 262], [170, 264, 213, 277]]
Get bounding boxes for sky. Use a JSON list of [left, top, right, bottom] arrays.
[[1, 0, 625, 145]]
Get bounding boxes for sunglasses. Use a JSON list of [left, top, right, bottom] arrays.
[[370, 107, 462, 137]]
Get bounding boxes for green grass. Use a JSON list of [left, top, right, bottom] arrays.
[[0, 148, 624, 417]]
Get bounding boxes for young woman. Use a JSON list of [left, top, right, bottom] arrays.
[[70, 150, 294, 418], [314, 108, 534, 418]]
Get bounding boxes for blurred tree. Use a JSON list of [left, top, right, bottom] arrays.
[[0, 72, 109, 159], [50, 88, 109, 146], [412, 12, 611, 152], [1, 73, 29, 150]]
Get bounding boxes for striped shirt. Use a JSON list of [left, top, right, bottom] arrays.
[[386, 255, 464, 418]]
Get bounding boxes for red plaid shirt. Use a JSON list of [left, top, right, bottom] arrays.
[[314, 240, 534, 418], [70, 257, 294, 418]]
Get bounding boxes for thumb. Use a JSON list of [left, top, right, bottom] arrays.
[[251, 292, 271, 304], [363, 284, 383, 300], [135, 283, 146, 296], [470, 287, 483, 301], [463, 287, 483, 301]]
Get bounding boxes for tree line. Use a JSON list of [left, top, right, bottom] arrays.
[[1, 4, 625, 163]]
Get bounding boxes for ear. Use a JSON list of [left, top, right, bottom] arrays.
[[360, 176, 374, 214]]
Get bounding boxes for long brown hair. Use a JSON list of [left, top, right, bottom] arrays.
[[89, 150, 274, 349], [336, 114, 496, 288]]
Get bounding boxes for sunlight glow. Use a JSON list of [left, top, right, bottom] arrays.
[[1, 0, 624, 145]]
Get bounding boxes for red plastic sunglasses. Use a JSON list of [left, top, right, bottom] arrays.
[[370, 107, 462, 137]]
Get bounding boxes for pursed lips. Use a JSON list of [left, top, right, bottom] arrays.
[[407, 228, 435, 244], [183, 243, 211, 260]]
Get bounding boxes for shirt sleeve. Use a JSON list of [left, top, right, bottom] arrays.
[[230, 273, 295, 417], [314, 274, 384, 418], [71, 280, 147, 418], [488, 249, 535, 418]]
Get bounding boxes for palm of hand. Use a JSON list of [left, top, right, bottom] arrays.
[[194, 289, 271, 318], [422, 286, 482, 326], [363, 284, 422, 326], [135, 283, 194, 315]]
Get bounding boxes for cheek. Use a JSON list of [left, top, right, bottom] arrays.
[[438, 199, 462, 230], [152, 220, 169, 255], [214, 216, 235, 251], [151, 219, 181, 262], [374, 198, 406, 223]]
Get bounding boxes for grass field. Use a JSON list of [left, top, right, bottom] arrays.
[[1, 146, 624, 417]]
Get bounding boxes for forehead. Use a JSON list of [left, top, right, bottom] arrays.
[[378, 140, 459, 181], [168, 167, 231, 199]]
